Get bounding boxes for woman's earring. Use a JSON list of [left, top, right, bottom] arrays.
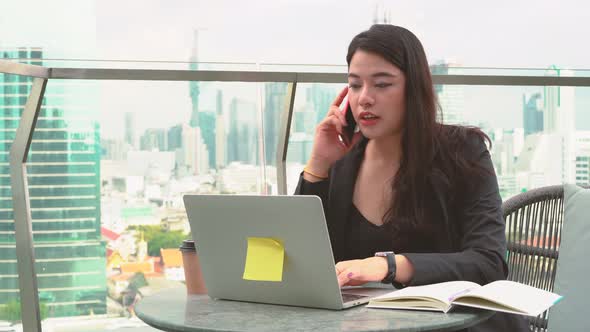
[[354, 125, 360, 133]]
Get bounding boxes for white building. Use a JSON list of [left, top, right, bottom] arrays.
[[127, 150, 176, 177], [176, 124, 210, 176], [575, 131, 590, 186], [218, 162, 262, 194], [543, 67, 576, 183], [491, 128, 524, 176], [515, 133, 564, 191]]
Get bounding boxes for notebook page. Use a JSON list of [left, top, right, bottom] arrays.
[[372, 280, 480, 305], [453, 280, 562, 316]]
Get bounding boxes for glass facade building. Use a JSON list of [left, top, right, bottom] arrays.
[[0, 48, 106, 318]]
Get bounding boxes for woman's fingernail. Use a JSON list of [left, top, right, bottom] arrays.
[[347, 272, 353, 278]]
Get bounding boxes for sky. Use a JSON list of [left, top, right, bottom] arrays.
[[98, 0, 590, 68], [1, 0, 589, 137]]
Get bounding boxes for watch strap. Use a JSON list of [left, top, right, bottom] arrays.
[[375, 251, 396, 284]]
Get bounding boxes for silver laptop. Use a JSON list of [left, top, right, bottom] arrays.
[[182, 194, 391, 310]]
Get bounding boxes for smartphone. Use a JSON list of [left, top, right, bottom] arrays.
[[339, 99, 357, 146]]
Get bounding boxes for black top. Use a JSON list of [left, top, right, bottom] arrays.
[[345, 204, 442, 261], [344, 205, 392, 260], [294, 126, 529, 332]]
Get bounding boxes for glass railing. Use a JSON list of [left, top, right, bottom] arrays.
[[1, 58, 590, 331], [7, 57, 589, 76], [285, 82, 590, 198]]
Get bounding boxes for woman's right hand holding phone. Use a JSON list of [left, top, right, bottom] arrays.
[[304, 87, 362, 182]]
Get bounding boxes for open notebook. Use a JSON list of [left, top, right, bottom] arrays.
[[367, 280, 563, 316]]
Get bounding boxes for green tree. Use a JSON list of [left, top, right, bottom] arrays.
[[131, 225, 161, 242], [0, 301, 48, 322], [147, 230, 186, 257], [130, 225, 188, 257]]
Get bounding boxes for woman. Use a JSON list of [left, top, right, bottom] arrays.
[[295, 25, 528, 331]]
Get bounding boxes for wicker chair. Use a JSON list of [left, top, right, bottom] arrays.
[[502, 185, 564, 332]]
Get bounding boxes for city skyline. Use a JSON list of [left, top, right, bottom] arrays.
[[2, 0, 590, 139]]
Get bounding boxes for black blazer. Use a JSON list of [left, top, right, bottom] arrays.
[[294, 126, 529, 332]]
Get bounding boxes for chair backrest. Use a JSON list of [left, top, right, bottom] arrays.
[[502, 185, 564, 332], [547, 184, 590, 332]]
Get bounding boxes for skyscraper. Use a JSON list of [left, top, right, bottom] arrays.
[[543, 66, 576, 183], [197, 110, 216, 169], [0, 48, 106, 317], [227, 98, 259, 165], [543, 66, 575, 135], [189, 30, 201, 128], [167, 124, 183, 152], [188, 29, 216, 169], [523, 93, 544, 136], [140, 128, 167, 151], [515, 67, 577, 189], [215, 90, 226, 168], [431, 62, 465, 125], [124, 112, 135, 148], [306, 84, 334, 125], [263, 83, 288, 166]]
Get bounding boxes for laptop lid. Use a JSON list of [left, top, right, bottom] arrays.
[[182, 194, 347, 309]]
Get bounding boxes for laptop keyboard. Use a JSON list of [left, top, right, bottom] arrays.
[[341, 293, 368, 303]]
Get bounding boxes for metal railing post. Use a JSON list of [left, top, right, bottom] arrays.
[[276, 82, 297, 195], [9, 77, 47, 332]]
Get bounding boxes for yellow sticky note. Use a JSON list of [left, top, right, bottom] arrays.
[[243, 237, 285, 282]]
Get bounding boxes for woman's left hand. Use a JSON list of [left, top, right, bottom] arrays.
[[335, 257, 388, 287]]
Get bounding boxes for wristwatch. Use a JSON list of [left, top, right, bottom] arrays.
[[374, 251, 397, 284]]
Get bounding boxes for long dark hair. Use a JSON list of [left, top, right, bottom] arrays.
[[346, 24, 490, 235]]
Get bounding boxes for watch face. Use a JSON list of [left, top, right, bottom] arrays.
[[375, 251, 394, 257]]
